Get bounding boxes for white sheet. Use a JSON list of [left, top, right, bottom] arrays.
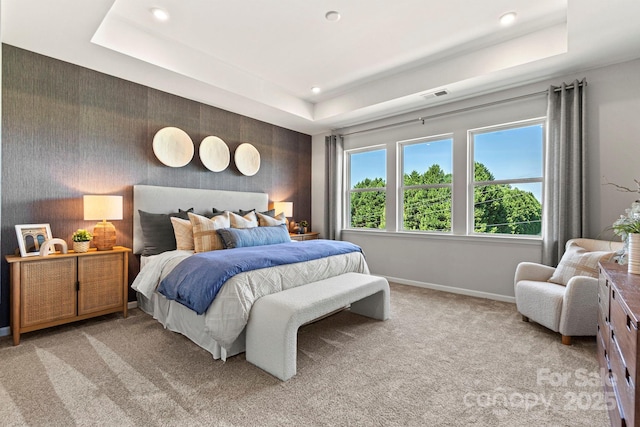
[[132, 249, 370, 349]]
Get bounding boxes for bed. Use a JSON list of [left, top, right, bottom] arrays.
[[131, 184, 370, 360]]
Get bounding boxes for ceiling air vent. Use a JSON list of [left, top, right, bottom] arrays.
[[420, 89, 449, 99]]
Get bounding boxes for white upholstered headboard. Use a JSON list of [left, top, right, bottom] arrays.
[[133, 185, 269, 254]]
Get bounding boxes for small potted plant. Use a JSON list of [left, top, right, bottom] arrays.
[[299, 220, 309, 234], [72, 229, 92, 253]]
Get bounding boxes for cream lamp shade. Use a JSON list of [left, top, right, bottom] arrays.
[[273, 201, 293, 232], [273, 201, 293, 218], [83, 195, 123, 251]]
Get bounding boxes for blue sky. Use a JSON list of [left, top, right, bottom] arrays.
[[350, 123, 543, 200]]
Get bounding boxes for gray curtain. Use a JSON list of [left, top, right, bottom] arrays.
[[325, 135, 343, 240], [542, 78, 587, 266]]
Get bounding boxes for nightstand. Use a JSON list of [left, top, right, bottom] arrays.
[[5, 246, 131, 345], [289, 232, 320, 241]]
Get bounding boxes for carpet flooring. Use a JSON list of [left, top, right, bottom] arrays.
[[0, 283, 609, 426]]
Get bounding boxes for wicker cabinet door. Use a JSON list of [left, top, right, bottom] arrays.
[[77, 253, 124, 315], [20, 258, 77, 327]]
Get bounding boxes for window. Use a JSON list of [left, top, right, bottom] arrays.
[[470, 120, 544, 236], [347, 148, 386, 229], [399, 136, 453, 232]]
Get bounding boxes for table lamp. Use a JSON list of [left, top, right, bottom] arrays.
[[273, 201, 293, 232], [83, 195, 123, 251]]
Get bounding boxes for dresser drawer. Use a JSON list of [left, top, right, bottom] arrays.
[[611, 287, 638, 381], [610, 339, 635, 426], [599, 272, 610, 314], [597, 329, 610, 372], [598, 301, 610, 348]]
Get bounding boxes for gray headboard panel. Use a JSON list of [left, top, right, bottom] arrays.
[[133, 185, 269, 254]]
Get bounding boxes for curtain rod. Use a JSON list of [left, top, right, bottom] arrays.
[[338, 81, 584, 138]]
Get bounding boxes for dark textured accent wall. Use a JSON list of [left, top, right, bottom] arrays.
[[0, 45, 312, 329]]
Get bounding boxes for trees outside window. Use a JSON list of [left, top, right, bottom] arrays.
[[470, 120, 544, 236], [400, 137, 453, 232], [347, 148, 386, 229], [345, 118, 544, 237]]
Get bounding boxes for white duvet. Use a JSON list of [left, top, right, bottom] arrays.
[[132, 249, 370, 348]]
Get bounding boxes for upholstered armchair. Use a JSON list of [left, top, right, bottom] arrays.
[[514, 238, 623, 345]]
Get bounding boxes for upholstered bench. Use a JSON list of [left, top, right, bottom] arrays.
[[245, 272, 390, 381]]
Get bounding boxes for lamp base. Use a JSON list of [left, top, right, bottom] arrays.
[[93, 221, 116, 251]]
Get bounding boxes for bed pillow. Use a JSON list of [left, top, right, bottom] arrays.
[[170, 217, 194, 251], [213, 208, 275, 217], [217, 224, 291, 249], [256, 211, 286, 226], [229, 211, 258, 228], [138, 208, 193, 256], [188, 212, 230, 253], [547, 242, 616, 285]]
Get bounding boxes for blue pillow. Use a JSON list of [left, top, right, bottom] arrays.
[[217, 224, 291, 249]]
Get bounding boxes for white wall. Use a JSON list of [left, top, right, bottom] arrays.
[[311, 58, 640, 301]]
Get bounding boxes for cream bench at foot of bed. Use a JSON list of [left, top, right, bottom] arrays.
[[245, 272, 390, 381]]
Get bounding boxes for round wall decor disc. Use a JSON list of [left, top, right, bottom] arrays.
[[152, 127, 194, 167], [235, 143, 260, 176], [200, 136, 230, 172]]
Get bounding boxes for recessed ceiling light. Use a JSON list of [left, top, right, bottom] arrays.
[[150, 7, 170, 22], [499, 12, 517, 26], [325, 11, 341, 22], [311, 87, 322, 94]]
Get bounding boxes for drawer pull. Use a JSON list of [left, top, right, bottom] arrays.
[[612, 290, 616, 300], [626, 367, 632, 386], [627, 314, 632, 331]]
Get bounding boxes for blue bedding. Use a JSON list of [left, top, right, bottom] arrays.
[[157, 239, 363, 314]]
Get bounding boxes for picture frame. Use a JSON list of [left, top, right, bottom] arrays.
[[15, 224, 54, 257]]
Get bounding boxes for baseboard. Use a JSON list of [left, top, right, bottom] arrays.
[[382, 275, 516, 304], [0, 302, 139, 339]]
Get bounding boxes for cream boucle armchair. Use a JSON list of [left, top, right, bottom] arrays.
[[514, 238, 623, 345]]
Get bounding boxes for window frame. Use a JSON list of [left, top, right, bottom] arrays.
[[467, 117, 545, 237], [344, 144, 387, 230], [397, 134, 454, 233]]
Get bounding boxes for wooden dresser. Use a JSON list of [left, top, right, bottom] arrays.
[[598, 262, 640, 426], [289, 232, 319, 241], [6, 246, 131, 345]]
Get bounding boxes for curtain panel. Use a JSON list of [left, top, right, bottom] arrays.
[[325, 135, 343, 240], [542, 78, 587, 266]]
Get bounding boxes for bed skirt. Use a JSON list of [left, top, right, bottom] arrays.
[[136, 292, 245, 361]]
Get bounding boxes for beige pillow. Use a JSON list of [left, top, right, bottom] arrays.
[[548, 242, 615, 285], [229, 211, 258, 228], [170, 217, 194, 251], [188, 212, 230, 253], [256, 211, 286, 227]]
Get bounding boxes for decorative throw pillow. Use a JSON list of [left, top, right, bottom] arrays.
[[548, 242, 616, 285], [138, 208, 193, 256], [256, 211, 286, 226], [229, 211, 258, 228], [170, 217, 194, 251], [188, 212, 230, 253], [217, 224, 291, 249]]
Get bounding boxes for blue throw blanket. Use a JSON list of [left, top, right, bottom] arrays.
[[158, 240, 363, 314]]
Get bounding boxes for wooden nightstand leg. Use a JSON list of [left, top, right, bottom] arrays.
[[123, 251, 129, 318], [11, 262, 21, 345]]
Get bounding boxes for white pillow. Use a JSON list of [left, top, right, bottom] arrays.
[[229, 211, 258, 229], [170, 217, 194, 251], [548, 242, 615, 285], [188, 212, 230, 253], [256, 211, 286, 227]]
